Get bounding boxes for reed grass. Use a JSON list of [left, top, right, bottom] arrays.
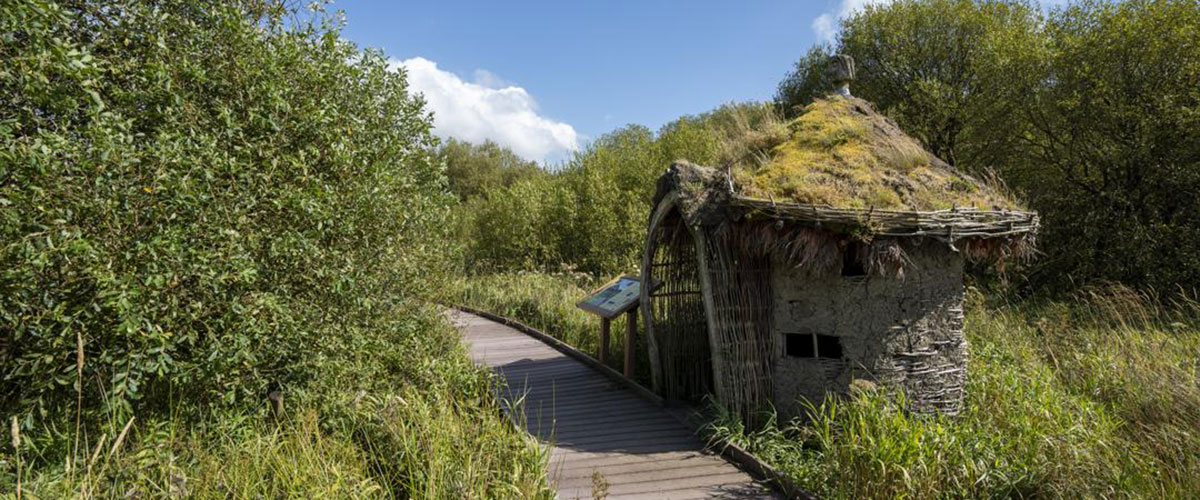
[[454, 272, 1199, 499], [1, 304, 553, 500], [448, 272, 655, 384], [706, 285, 1200, 499]]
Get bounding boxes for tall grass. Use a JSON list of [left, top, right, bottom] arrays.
[[454, 272, 1200, 499], [1, 304, 554, 500], [451, 273, 598, 351], [449, 272, 655, 384], [706, 286, 1200, 499]]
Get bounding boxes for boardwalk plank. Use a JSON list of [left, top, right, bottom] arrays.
[[450, 310, 776, 500]]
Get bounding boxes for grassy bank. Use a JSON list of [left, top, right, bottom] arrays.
[[450, 272, 658, 384], [2, 2, 554, 498], [2, 304, 553, 499], [453, 273, 1200, 499]]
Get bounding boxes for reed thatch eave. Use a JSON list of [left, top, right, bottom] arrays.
[[652, 161, 1040, 267]]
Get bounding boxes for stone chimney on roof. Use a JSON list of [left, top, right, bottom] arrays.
[[827, 54, 855, 97]]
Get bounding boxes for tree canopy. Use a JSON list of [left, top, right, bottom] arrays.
[[775, 0, 1200, 292], [439, 138, 544, 201], [1, 0, 452, 417]]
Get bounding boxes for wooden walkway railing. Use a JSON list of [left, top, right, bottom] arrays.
[[449, 309, 779, 500]]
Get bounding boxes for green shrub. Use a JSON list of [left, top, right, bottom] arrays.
[[776, 0, 1200, 293], [439, 139, 545, 201], [1, 2, 555, 497], [0, 0, 450, 427], [456, 103, 781, 276], [2, 301, 553, 499]]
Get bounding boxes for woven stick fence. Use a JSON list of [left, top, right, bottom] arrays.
[[646, 213, 712, 400], [731, 196, 1039, 241], [698, 224, 775, 421]]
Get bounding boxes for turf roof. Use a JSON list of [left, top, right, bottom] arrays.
[[733, 96, 1022, 212]]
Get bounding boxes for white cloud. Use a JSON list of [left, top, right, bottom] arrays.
[[393, 57, 579, 163], [814, 0, 1063, 42], [471, 68, 510, 89], [813, 0, 889, 42]]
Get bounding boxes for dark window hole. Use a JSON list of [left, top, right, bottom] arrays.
[[785, 333, 843, 359]]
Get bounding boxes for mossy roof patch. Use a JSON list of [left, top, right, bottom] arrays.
[[734, 96, 1021, 211]]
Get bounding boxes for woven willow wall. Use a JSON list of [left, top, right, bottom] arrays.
[[646, 211, 712, 401], [698, 225, 775, 420]]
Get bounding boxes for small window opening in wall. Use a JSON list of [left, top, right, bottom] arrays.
[[785, 333, 843, 359], [816, 334, 843, 359], [785, 333, 815, 358], [842, 241, 866, 276]]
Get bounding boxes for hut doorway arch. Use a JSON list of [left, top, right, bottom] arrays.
[[641, 195, 713, 401]]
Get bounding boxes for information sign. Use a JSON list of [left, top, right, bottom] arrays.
[[576, 275, 642, 319]]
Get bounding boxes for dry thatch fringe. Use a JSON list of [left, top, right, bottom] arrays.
[[733, 197, 1038, 265], [718, 220, 923, 278], [866, 238, 909, 278], [720, 221, 841, 275], [962, 232, 1038, 269], [715, 213, 1033, 278]]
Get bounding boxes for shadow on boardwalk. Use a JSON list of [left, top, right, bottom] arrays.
[[453, 309, 777, 500]]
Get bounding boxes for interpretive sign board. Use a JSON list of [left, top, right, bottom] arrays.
[[576, 275, 642, 319]]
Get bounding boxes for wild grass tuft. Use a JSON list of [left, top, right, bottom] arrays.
[[734, 97, 1020, 211], [448, 272, 654, 384], [454, 271, 1199, 499], [706, 285, 1199, 499], [1, 304, 554, 500]]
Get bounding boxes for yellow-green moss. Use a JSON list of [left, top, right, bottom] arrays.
[[734, 97, 1020, 211]]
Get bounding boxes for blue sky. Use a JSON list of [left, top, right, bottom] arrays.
[[335, 1, 873, 162]]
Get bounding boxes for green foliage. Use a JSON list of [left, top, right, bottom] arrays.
[[776, 0, 1044, 170], [0, 4, 555, 497], [2, 309, 554, 498], [1018, 0, 1200, 290], [775, 45, 835, 116], [457, 103, 782, 276], [705, 287, 1200, 499], [439, 139, 544, 201], [775, 0, 1200, 292], [1, 0, 452, 420]]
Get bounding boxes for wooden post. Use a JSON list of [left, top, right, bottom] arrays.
[[624, 309, 637, 378], [694, 227, 729, 406], [599, 317, 611, 364]]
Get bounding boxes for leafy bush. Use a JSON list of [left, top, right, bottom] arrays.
[[456, 103, 782, 276], [1, 4, 555, 496], [775, 0, 1200, 293], [439, 139, 545, 201], [0, 0, 451, 426]]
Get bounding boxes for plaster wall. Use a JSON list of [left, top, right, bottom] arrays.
[[769, 240, 967, 417]]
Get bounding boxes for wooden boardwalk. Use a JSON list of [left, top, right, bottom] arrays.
[[450, 310, 777, 500]]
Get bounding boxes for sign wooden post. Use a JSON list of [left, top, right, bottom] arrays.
[[577, 275, 644, 377], [623, 309, 637, 378], [599, 317, 611, 364]]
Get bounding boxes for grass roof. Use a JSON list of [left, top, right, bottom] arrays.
[[733, 96, 1022, 211]]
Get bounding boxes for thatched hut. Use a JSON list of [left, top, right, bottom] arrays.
[[638, 63, 1037, 419]]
